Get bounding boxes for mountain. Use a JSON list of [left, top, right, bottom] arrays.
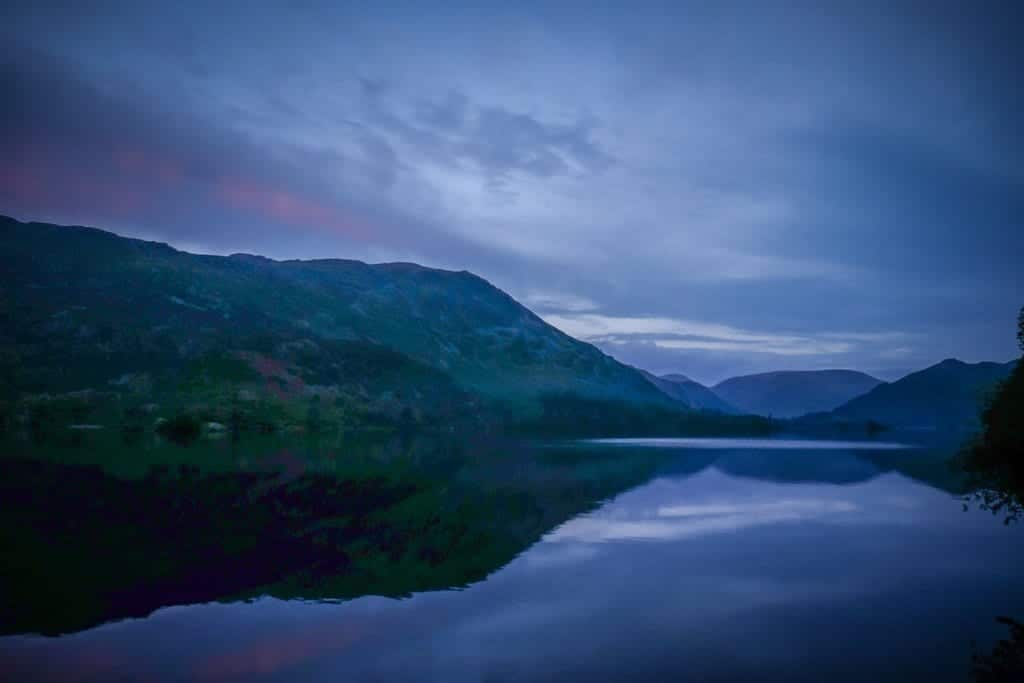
[[712, 370, 884, 418], [641, 371, 739, 414], [828, 358, 1017, 432], [0, 216, 695, 436]]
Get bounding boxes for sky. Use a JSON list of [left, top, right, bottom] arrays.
[[1, 1, 1021, 385]]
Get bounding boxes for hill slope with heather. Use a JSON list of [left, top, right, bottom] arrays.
[[2, 216, 715, 437]]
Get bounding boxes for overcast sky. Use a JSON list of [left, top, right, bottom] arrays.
[[2, 1, 1021, 384]]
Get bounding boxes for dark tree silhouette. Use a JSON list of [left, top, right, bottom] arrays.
[[156, 414, 201, 446], [962, 306, 1024, 522], [965, 306, 1024, 681], [972, 618, 1024, 683], [1017, 306, 1024, 354]]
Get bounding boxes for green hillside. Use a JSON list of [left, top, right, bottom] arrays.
[[2, 216, 746, 439]]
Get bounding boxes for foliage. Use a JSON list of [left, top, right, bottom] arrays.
[[156, 414, 201, 445], [516, 392, 779, 437], [1018, 307, 1024, 354], [959, 352, 1024, 522], [959, 306, 1024, 680], [972, 617, 1024, 682]]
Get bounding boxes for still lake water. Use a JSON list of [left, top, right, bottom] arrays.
[[2, 437, 1023, 682]]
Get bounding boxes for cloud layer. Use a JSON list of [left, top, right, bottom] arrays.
[[2, 1, 1021, 383]]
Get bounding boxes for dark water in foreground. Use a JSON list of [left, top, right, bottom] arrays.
[[1, 436, 1022, 682]]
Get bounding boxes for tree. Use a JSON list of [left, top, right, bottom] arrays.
[[962, 305, 1024, 516], [972, 617, 1024, 682], [964, 305, 1024, 681], [1017, 306, 1023, 353], [157, 414, 201, 445]]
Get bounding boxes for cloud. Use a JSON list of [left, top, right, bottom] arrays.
[[521, 291, 599, 313], [214, 177, 368, 237], [0, 47, 367, 245], [357, 82, 613, 182], [648, 338, 851, 356], [0, 43, 498, 264], [546, 497, 858, 544], [540, 313, 910, 358]]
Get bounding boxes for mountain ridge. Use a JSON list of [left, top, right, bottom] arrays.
[[641, 371, 739, 414], [3, 215, 782, 439], [0, 215, 672, 408], [712, 369, 884, 418], [826, 358, 1016, 431]]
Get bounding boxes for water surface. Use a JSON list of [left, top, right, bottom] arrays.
[[1, 436, 1021, 682]]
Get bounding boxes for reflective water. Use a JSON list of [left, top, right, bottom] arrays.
[[1, 437, 1022, 682]]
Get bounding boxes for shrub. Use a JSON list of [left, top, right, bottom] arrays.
[[157, 414, 201, 445]]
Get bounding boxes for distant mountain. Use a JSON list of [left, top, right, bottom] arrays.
[[829, 358, 1017, 432], [713, 370, 884, 418], [641, 371, 738, 414], [1, 216, 699, 436]]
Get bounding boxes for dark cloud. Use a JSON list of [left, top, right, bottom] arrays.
[[467, 107, 612, 178], [0, 45, 358, 246], [416, 91, 469, 132], [0, 43, 474, 262], [357, 81, 613, 182]]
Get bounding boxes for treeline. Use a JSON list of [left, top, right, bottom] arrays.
[[514, 392, 779, 438]]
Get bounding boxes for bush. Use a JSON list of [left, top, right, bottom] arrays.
[[157, 414, 201, 445]]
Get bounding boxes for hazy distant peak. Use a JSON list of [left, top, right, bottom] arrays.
[[712, 369, 884, 418], [830, 357, 1016, 430], [716, 369, 882, 383], [639, 369, 738, 414]]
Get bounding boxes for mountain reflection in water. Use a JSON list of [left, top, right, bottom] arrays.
[[1, 436, 1022, 683]]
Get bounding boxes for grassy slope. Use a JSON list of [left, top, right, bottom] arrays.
[[0, 216, 667, 408]]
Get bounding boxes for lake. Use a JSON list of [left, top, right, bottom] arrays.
[[1, 436, 1022, 682]]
